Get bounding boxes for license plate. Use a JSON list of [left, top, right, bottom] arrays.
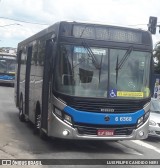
[[97, 129, 114, 136]]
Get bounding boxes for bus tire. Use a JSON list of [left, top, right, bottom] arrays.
[[40, 128, 48, 140], [34, 110, 48, 140], [33, 110, 40, 135], [19, 96, 25, 122]]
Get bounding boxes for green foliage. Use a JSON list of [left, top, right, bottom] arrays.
[[153, 42, 160, 73]]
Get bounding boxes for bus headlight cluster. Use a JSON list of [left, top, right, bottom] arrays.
[[144, 111, 150, 122], [55, 108, 62, 118], [53, 107, 73, 126], [137, 111, 150, 128], [137, 116, 143, 128], [64, 114, 72, 124]]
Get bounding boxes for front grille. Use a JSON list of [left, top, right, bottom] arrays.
[[55, 93, 150, 113], [75, 124, 135, 136]]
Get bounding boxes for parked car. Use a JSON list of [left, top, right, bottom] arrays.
[[148, 98, 160, 138]]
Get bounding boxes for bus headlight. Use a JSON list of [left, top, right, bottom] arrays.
[[137, 116, 143, 127], [54, 108, 62, 118], [144, 111, 150, 122], [53, 107, 73, 126], [137, 110, 150, 128], [63, 130, 70, 136], [139, 131, 144, 137], [64, 114, 72, 125]]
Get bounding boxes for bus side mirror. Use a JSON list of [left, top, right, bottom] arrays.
[[51, 33, 56, 43]]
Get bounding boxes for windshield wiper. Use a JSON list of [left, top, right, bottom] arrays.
[[115, 47, 133, 84], [98, 55, 103, 84], [115, 55, 119, 84], [82, 40, 100, 69]]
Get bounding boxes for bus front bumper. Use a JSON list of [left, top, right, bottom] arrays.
[[48, 113, 149, 140]]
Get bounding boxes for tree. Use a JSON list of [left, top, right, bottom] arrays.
[[153, 42, 160, 73]]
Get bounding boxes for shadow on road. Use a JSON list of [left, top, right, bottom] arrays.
[[0, 83, 14, 87], [6, 111, 124, 156], [144, 136, 160, 142]]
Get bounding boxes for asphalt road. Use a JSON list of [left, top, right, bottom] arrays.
[[0, 85, 160, 168]]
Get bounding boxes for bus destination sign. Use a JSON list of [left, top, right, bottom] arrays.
[[73, 25, 142, 43]]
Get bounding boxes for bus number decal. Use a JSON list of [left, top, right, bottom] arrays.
[[115, 117, 132, 122]]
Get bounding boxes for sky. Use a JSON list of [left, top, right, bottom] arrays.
[[0, 0, 160, 48]]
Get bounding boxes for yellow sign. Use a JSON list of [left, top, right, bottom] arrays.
[[117, 91, 143, 97]]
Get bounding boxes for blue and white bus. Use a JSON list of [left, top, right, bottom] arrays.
[[15, 21, 153, 140], [0, 53, 16, 86]]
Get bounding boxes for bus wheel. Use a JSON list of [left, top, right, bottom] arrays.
[[34, 112, 40, 134], [39, 127, 48, 140], [38, 114, 48, 140], [34, 112, 48, 140], [19, 97, 25, 122]]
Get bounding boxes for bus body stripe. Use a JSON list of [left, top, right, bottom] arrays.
[[64, 106, 144, 125]]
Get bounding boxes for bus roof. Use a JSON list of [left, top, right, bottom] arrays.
[[17, 21, 151, 47]]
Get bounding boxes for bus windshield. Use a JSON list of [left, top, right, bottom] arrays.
[[0, 57, 16, 74], [54, 44, 151, 99]]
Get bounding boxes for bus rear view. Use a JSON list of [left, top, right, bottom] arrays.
[[15, 21, 152, 141]]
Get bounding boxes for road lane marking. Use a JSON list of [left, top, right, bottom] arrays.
[[131, 140, 160, 154]]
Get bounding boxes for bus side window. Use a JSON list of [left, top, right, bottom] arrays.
[[37, 40, 45, 66], [32, 44, 38, 66]]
